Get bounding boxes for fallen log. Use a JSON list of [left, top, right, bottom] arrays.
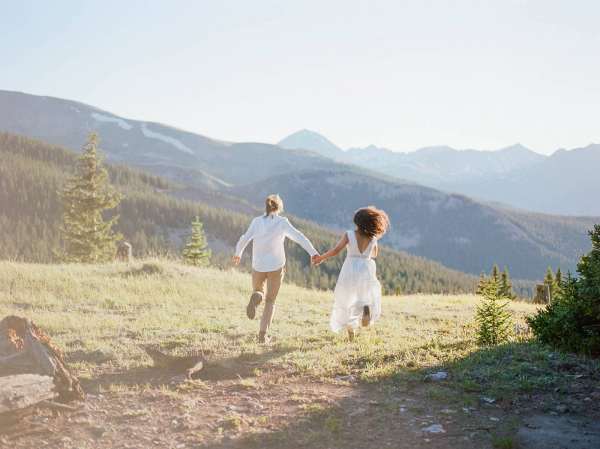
[[37, 400, 80, 412], [0, 316, 84, 401], [0, 374, 55, 429], [142, 346, 207, 380]]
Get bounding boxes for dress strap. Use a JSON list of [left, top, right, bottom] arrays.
[[362, 238, 377, 258]]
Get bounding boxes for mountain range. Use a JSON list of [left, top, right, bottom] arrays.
[[0, 90, 597, 282], [278, 129, 599, 216]]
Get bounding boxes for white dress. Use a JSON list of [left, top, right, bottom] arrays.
[[330, 231, 382, 333]]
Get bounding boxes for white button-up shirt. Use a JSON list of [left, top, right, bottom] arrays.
[[235, 214, 318, 272]]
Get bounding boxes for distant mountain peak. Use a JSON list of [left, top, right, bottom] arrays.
[[499, 143, 530, 153], [414, 145, 456, 155], [277, 129, 345, 160]]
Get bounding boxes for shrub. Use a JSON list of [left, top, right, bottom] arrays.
[[475, 280, 513, 346], [527, 225, 600, 355]]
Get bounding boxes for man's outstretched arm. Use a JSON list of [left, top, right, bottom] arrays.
[[233, 220, 255, 264], [283, 219, 318, 258]]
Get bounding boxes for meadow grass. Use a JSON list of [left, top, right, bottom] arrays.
[[0, 259, 544, 394]]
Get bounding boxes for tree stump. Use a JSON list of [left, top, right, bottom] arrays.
[[0, 374, 55, 430], [0, 316, 84, 401], [117, 242, 132, 262], [536, 285, 551, 305]]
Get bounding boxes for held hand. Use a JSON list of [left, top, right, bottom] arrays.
[[311, 254, 323, 266], [232, 256, 240, 265]]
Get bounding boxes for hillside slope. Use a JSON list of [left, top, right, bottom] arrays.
[[0, 131, 480, 294], [0, 90, 377, 187], [226, 170, 597, 280]]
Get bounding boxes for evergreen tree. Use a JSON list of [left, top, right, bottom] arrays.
[[475, 280, 513, 346], [543, 267, 556, 298], [55, 132, 123, 263], [394, 286, 402, 296], [527, 225, 600, 355], [499, 266, 516, 300], [555, 267, 563, 296], [475, 271, 487, 295], [182, 216, 211, 266], [491, 263, 500, 282]]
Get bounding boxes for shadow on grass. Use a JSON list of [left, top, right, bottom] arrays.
[[82, 342, 302, 392]]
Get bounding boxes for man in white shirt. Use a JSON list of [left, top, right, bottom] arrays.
[[233, 195, 319, 343]]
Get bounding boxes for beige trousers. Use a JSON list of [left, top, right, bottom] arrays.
[[252, 265, 285, 333]]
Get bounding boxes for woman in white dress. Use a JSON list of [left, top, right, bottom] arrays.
[[314, 206, 390, 340]]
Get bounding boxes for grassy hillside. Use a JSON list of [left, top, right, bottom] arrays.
[[226, 170, 597, 281], [2, 261, 598, 448], [0, 131, 479, 295]]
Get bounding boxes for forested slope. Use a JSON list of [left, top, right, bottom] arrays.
[[0, 131, 480, 294]]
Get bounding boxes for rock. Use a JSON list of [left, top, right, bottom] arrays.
[[441, 409, 454, 414], [169, 375, 188, 384], [399, 408, 407, 413], [369, 400, 380, 406], [88, 349, 110, 363], [490, 417, 499, 422], [349, 408, 366, 416], [422, 424, 445, 434], [327, 399, 342, 407], [86, 393, 105, 400], [516, 414, 600, 449], [337, 375, 354, 381], [557, 404, 569, 413], [483, 397, 496, 403], [72, 349, 110, 364], [27, 416, 48, 423], [89, 427, 110, 438], [470, 430, 491, 440], [424, 372, 447, 382]]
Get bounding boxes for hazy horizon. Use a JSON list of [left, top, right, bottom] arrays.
[[2, 1, 598, 155]]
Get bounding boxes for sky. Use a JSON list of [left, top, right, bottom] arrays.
[[1, 0, 599, 155]]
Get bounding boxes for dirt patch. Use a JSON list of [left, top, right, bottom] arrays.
[[3, 358, 498, 449], [517, 414, 600, 449]]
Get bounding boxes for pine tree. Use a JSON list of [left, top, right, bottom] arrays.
[[55, 132, 123, 263], [475, 271, 487, 295], [555, 267, 563, 296], [527, 225, 600, 355], [182, 216, 211, 266], [499, 266, 516, 300], [543, 267, 556, 298], [491, 263, 500, 282], [475, 280, 513, 346], [394, 286, 402, 296]]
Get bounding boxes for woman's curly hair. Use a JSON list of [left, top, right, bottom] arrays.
[[354, 206, 390, 238]]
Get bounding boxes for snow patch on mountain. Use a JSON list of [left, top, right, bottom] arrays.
[[91, 112, 133, 130], [70, 106, 80, 113], [140, 124, 194, 155]]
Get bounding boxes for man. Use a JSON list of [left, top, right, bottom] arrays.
[[233, 194, 319, 343]]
